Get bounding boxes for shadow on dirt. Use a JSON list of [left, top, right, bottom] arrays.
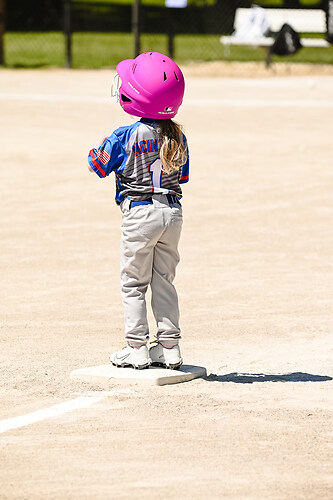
[[206, 372, 333, 384]]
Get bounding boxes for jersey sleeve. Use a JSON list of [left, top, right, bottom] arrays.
[[88, 133, 127, 178], [179, 136, 189, 184]]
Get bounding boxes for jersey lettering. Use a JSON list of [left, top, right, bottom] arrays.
[[132, 139, 161, 157], [139, 140, 147, 153], [148, 158, 169, 194]]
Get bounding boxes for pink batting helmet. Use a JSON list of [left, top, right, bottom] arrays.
[[115, 52, 185, 119]]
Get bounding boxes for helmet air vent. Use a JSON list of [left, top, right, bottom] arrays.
[[163, 72, 167, 81], [174, 72, 179, 81], [121, 94, 132, 103]]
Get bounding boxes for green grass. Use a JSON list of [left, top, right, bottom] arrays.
[[4, 32, 65, 68], [223, 43, 333, 65], [3, 31, 333, 68]]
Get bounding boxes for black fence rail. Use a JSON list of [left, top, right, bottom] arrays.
[[1, 0, 332, 68]]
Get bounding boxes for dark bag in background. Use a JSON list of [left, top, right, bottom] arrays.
[[270, 23, 303, 56]]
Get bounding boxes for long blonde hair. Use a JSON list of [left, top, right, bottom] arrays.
[[159, 119, 187, 174]]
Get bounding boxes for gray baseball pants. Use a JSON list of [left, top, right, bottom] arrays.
[[120, 194, 183, 347]]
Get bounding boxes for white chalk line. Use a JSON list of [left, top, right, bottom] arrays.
[[0, 92, 108, 104], [0, 389, 131, 435], [0, 92, 333, 108], [186, 98, 333, 108]]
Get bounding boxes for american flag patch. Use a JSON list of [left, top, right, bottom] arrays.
[[96, 148, 111, 165]]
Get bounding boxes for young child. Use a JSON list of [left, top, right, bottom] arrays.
[[88, 52, 189, 370]]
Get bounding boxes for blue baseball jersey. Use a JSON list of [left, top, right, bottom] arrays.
[[88, 118, 189, 205]]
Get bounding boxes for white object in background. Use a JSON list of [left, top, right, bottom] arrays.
[[165, 0, 187, 8]]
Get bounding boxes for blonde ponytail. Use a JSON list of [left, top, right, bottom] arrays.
[[159, 120, 187, 174]]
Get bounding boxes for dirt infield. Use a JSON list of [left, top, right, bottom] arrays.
[[1, 66, 332, 499], [183, 61, 333, 77]]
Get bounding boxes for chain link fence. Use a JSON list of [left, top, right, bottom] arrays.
[[1, 0, 332, 68]]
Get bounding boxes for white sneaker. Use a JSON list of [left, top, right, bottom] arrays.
[[110, 344, 151, 370], [149, 342, 183, 370]]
